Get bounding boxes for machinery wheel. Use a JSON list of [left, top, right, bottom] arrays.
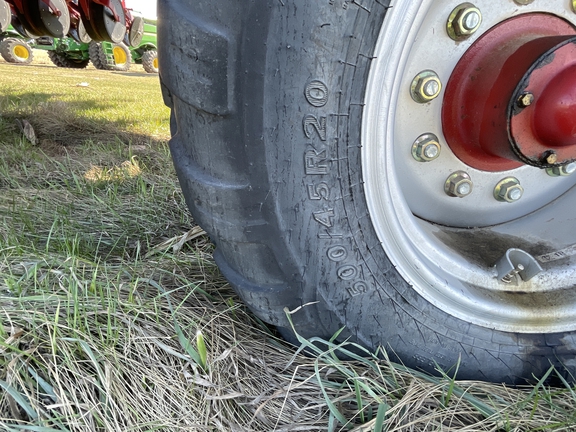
[[128, 16, 144, 48], [106, 42, 131, 71], [0, 38, 34, 64], [11, 16, 40, 39], [88, 41, 106, 70], [47, 50, 89, 69], [20, 0, 70, 38], [74, 18, 92, 44], [81, 0, 126, 43], [158, 1, 576, 384], [0, 0, 10, 33], [141, 50, 157, 74], [88, 42, 130, 71]]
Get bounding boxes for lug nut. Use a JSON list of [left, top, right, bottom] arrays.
[[517, 92, 534, 108], [412, 133, 441, 162], [514, 0, 534, 4], [447, 3, 482, 41], [541, 150, 558, 165], [494, 177, 524, 203], [411, 70, 442, 103], [546, 162, 576, 177], [445, 171, 473, 198]]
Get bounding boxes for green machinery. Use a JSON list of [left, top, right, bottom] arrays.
[[0, 25, 34, 64], [0, 18, 157, 73], [88, 19, 158, 73]]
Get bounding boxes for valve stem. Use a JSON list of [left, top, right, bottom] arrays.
[[501, 264, 525, 284]]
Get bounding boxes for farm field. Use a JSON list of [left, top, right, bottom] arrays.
[[0, 58, 575, 431]]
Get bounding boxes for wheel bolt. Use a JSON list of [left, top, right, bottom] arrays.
[[514, 0, 534, 4], [546, 162, 576, 177], [494, 177, 524, 203], [411, 70, 442, 103], [412, 133, 441, 162], [517, 92, 534, 108], [447, 3, 482, 41], [445, 171, 473, 198]]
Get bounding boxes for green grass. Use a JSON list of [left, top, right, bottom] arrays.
[[0, 62, 168, 139], [1, 61, 576, 431]]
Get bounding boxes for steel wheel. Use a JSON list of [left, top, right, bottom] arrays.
[[0, 0, 10, 33], [363, 1, 576, 333], [81, 0, 126, 43], [13, 44, 29, 60], [23, 0, 70, 38], [112, 44, 127, 65]]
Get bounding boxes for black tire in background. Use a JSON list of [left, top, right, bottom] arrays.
[[106, 43, 131, 71], [89, 42, 131, 71], [0, 38, 33, 64], [88, 41, 107, 70], [141, 50, 158, 74], [158, 0, 576, 384], [47, 51, 89, 69]]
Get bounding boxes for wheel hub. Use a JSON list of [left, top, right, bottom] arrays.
[[442, 13, 576, 171], [363, 1, 576, 333]]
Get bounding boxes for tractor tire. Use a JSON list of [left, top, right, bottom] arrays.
[[0, 38, 34, 64], [88, 41, 107, 70], [47, 51, 89, 69], [141, 50, 158, 74], [106, 43, 131, 71], [158, 1, 576, 384], [89, 42, 130, 71]]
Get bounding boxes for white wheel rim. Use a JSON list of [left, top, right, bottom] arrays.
[[363, 0, 576, 333]]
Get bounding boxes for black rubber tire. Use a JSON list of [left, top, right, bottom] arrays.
[[88, 41, 130, 71], [0, 38, 34, 64], [141, 50, 157, 74], [47, 50, 89, 69], [88, 41, 107, 70], [105, 42, 131, 71], [158, 0, 576, 385]]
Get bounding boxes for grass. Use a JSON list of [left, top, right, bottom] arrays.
[[1, 58, 576, 431]]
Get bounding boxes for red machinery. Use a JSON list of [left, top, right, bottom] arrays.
[[1, 0, 143, 45]]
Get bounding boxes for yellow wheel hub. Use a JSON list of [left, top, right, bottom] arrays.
[[113, 46, 127, 64], [153, 57, 158, 69], [13, 44, 29, 60]]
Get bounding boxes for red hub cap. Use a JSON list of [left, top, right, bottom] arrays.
[[442, 13, 576, 171]]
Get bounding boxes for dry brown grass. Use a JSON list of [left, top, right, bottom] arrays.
[[3, 244, 576, 431]]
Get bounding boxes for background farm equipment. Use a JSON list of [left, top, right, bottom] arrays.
[[0, 24, 33, 63], [0, 12, 156, 72], [89, 19, 157, 72], [33, 34, 89, 68], [0, 0, 144, 46]]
